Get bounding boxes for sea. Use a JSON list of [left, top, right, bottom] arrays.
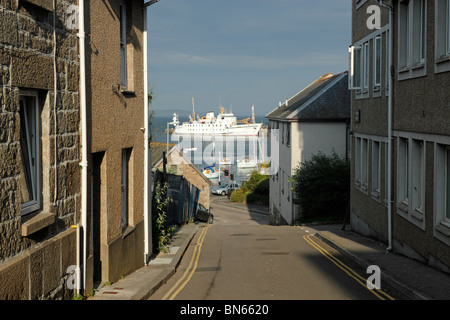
[[150, 115, 271, 187]]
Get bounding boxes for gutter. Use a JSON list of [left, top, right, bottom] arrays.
[[143, 0, 160, 264], [78, 0, 88, 292], [377, 0, 394, 252]]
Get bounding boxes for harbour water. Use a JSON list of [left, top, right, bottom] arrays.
[[151, 116, 270, 186]]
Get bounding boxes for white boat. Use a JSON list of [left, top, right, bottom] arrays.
[[202, 165, 219, 180], [172, 100, 262, 136], [183, 147, 197, 153], [219, 158, 232, 165], [237, 157, 258, 168]]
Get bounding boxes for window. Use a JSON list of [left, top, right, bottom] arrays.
[[121, 148, 132, 231], [363, 42, 370, 90], [19, 92, 42, 215], [397, 137, 409, 211], [435, 0, 450, 73], [411, 140, 425, 216], [374, 36, 382, 90], [355, 137, 361, 186], [398, 0, 427, 79], [349, 41, 369, 92], [433, 144, 450, 244], [349, 45, 362, 90], [386, 30, 390, 93], [120, 3, 127, 89], [354, 137, 369, 194], [372, 141, 381, 200], [397, 137, 426, 226], [447, 148, 450, 220], [361, 138, 369, 192]]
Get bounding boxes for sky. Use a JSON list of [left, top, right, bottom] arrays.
[[147, 0, 351, 118]]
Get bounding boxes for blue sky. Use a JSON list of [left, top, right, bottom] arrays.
[[147, 0, 351, 118]]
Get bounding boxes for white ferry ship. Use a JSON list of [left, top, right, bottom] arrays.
[[172, 101, 262, 136]]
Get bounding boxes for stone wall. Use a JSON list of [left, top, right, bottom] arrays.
[[0, 0, 80, 299]]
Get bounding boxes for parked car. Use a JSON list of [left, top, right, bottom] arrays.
[[211, 182, 240, 196], [196, 203, 214, 224]]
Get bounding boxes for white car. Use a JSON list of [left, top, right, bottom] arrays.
[[211, 182, 240, 196]]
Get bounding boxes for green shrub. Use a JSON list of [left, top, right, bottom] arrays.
[[230, 188, 247, 203], [231, 171, 270, 205], [290, 151, 350, 221]]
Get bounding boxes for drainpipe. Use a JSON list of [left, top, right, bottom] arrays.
[[78, 0, 88, 292], [377, 0, 393, 252], [143, 0, 160, 265]]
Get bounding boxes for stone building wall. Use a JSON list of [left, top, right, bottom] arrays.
[[0, 0, 80, 299]]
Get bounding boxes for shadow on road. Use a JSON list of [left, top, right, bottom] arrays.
[[209, 194, 269, 225]]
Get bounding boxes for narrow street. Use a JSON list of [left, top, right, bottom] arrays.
[[149, 195, 404, 300]]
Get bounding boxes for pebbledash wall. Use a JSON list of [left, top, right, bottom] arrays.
[[0, 0, 80, 299]]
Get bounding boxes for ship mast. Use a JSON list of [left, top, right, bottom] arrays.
[[252, 104, 255, 124], [192, 97, 195, 120]]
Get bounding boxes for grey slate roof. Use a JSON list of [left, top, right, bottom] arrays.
[[265, 72, 350, 122]]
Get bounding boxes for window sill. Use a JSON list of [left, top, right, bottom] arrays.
[[435, 56, 450, 74], [397, 202, 408, 214], [121, 89, 136, 96], [435, 223, 450, 237], [410, 209, 424, 222], [122, 225, 136, 239], [21, 211, 56, 237], [436, 55, 450, 64]]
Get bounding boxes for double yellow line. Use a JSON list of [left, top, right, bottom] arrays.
[[162, 224, 210, 300], [303, 234, 395, 300]]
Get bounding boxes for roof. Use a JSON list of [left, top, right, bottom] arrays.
[[265, 72, 350, 122], [151, 143, 212, 186], [150, 142, 176, 168]]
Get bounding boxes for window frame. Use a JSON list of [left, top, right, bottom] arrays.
[[398, 0, 427, 80], [372, 140, 382, 201], [446, 148, 450, 222], [410, 139, 425, 217], [433, 143, 450, 244], [435, 0, 450, 73], [120, 3, 127, 89], [397, 137, 409, 212], [373, 36, 382, 91], [19, 91, 42, 216]]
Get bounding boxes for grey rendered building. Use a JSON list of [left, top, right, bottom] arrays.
[[350, 0, 450, 273]]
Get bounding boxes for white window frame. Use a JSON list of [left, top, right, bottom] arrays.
[[19, 92, 42, 216], [349, 41, 370, 95], [385, 30, 390, 95], [349, 45, 362, 90], [397, 137, 409, 212], [397, 135, 426, 229], [363, 42, 370, 91], [354, 137, 369, 195], [446, 148, 450, 222], [355, 137, 362, 187], [435, 0, 450, 73], [398, 0, 427, 80], [361, 138, 369, 193], [410, 139, 425, 218], [372, 140, 381, 201], [434, 143, 450, 245], [120, 3, 127, 89], [373, 36, 382, 91]]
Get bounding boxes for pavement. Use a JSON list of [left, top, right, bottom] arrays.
[[90, 197, 450, 300]]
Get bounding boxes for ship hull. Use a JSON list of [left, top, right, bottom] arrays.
[[173, 124, 262, 136]]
